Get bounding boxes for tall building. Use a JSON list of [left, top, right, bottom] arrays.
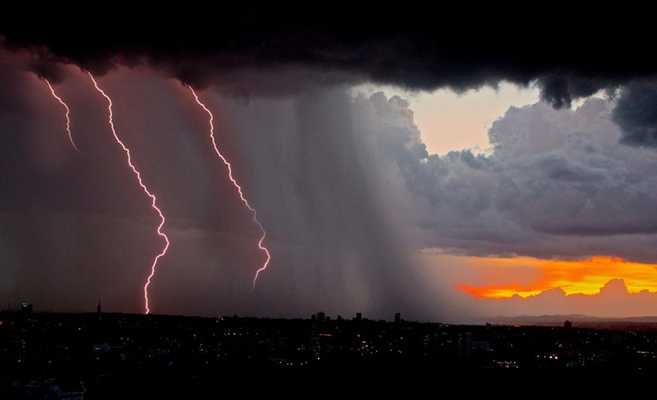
[[394, 313, 402, 323]]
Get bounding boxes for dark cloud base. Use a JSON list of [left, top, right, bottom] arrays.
[[613, 82, 657, 147], [2, 5, 657, 111]]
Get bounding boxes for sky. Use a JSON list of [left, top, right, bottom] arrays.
[[3, 14, 657, 321], [354, 83, 540, 154]]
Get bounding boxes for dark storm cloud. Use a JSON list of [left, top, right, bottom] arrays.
[[612, 82, 657, 147], [0, 53, 272, 314], [29, 59, 67, 83], [1, 5, 656, 105], [537, 76, 616, 109], [0, 51, 443, 319], [7, 6, 657, 154], [5, 6, 657, 149]]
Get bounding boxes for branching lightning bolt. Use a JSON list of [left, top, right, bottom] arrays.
[[188, 87, 271, 290], [43, 79, 79, 152], [88, 72, 170, 314]]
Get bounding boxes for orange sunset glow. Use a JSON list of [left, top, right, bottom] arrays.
[[457, 256, 657, 299]]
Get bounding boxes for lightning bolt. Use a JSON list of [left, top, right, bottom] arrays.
[[88, 72, 170, 314], [188, 87, 271, 290], [43, 79, 79, 152]]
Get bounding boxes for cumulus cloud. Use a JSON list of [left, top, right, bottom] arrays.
[[369, 91, 657, 262]]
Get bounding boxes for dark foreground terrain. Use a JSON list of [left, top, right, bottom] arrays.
[[2, 309, 657, 397]]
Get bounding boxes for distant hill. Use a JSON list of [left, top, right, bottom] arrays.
[[489, 315, 657, 329]]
